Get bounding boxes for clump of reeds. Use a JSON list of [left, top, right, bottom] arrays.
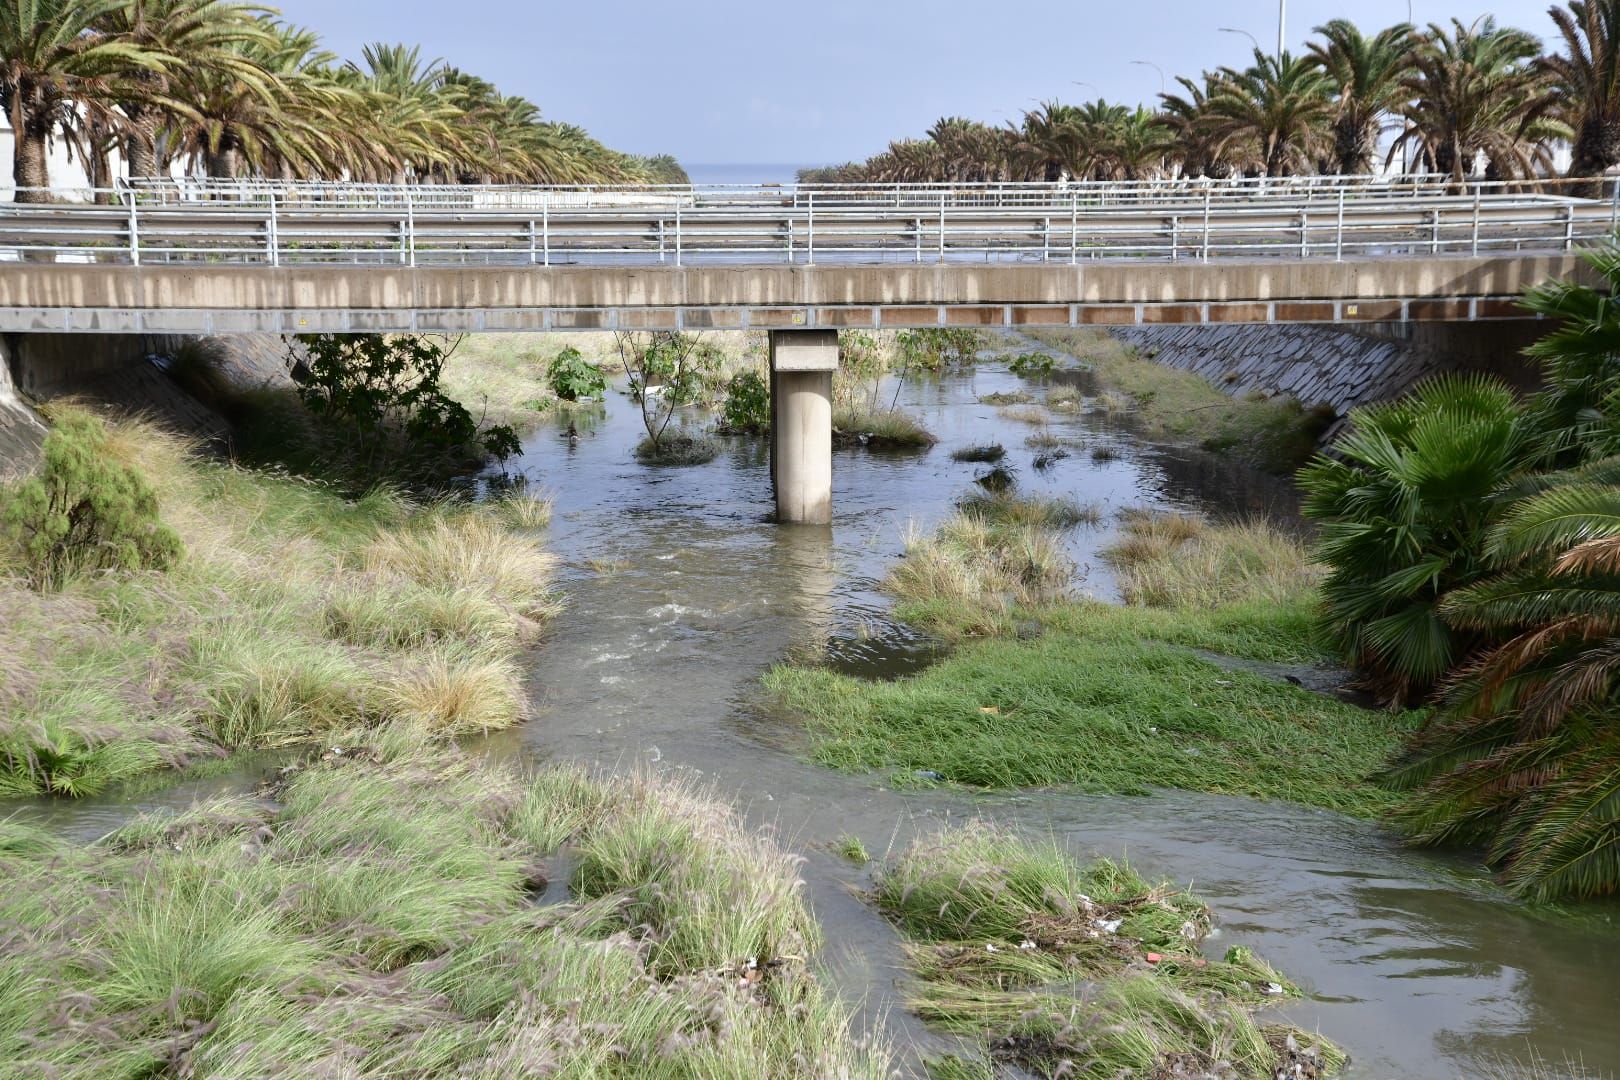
[[958, 491, 1100, 530], [834, 407, 937, 450], [633, 433, 720, 466], [1104, 511, 1321, 609], [951, 444, 1007, 464]]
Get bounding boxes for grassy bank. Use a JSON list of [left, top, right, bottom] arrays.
[[764, 511, 1414, 815], [0, 732, 888, 1076], [1024, 329, 1335, 473], [882, 824, 1343, 1079], [0, 407, 557, 797]]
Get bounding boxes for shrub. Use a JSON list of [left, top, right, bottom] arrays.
[[1, 412, 182, 589], [1006, 351, 1057, 379], [720, 369, 771, 434], [895, 329, 982, 370], [285, 333, 521, 478], [544, 346, 607, 402]]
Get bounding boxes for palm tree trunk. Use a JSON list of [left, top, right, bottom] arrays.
[[9, 90, 53, 204], [205, 146, 241, 180], [123, 107, 162, 179]]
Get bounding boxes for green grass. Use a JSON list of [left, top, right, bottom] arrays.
[[764, 609, 1415, 815], [884, 513, 1074, 637], [0, 409, 559, 797], [876, 824, 1344, 1080], [950, 444, 1007, 463], [0, 735, 890, 1077], [1026, 329, 1336, 474]]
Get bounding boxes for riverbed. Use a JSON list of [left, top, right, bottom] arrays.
[[21, 343, 1620, 1078]]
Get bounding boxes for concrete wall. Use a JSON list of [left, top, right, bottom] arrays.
[[0, 336, 47, 479], [1111, 319, 1547, 432]]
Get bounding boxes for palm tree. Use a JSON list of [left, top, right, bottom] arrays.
[[1204, 50, 1334, 177], [1391, 18, 1566, 184], [1156, 73, 1243, 177], [1386, 456, 1620, 900], [1, 0, 167, 200], [1300, 375, 1536, 703], [1309, 19, 1417, 174], [1014, 101, 1086, 181], [164, 19, 348, 179], [1098, 106, 1172, 180], [1543, 0, 1620, 178], [98, 0, 271, 181]]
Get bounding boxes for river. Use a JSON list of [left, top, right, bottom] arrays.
[[20, 339, 1620, 1078]]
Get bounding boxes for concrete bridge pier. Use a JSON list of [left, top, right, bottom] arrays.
[[769, 329, 837, 525]]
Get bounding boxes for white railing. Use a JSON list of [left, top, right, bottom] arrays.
[[1, 178, 1615, 268]]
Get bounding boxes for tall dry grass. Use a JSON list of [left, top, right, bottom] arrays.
[[1103, 511, 1321, 609], [0, 406, 560, 795]]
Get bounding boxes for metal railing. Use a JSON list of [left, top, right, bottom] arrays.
[[2, 177, 1615, 268]]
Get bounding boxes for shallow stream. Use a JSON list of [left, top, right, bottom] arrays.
[[21, 343, 1620, 1078]]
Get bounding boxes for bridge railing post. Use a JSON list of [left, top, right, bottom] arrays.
[[1471, 190, 1481, 255], [937, 192, 945, 263], [674, 204, 682, 267], [1201, 189, 1211, 262], [1069, 191, 1078, 265], [1169, 215, 1179, 261], [126, 193, 140, 267], [542, 205, 550, 267], [1335, 189, 1344, 261], [267, 191, 279, 267], [404, 188, 416, 268], [806, 191, 815, 264], [1299, 210, 1308, 258], [1565, 204, 1576, 251]]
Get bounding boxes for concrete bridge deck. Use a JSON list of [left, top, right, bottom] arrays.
[[0, 179, 1608, 333]]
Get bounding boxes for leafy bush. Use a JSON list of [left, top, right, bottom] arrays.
[[1, 412, 182, 589], [1300, 375, 1532, 703], [895, 329, 981, 370], [720, 369, 770, 435], [615, 332, 718, 456], [286, 334, 520, 477], [1007, 351, 1057, 379], [544, 346, 607, 401]]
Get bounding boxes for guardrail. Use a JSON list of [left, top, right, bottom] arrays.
[[2, 178, 1615, 268]]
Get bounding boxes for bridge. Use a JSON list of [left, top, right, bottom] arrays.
[[0, 176, 1610, 522]]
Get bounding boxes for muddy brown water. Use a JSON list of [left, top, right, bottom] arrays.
[[16, 340, 1620, 1078]]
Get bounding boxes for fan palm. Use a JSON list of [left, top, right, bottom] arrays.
[[1309, 19, 1417, 174], [1386, 457, 1620, 899], [1520, 237, 1620, 465], [1, 0, 167, 200], [1390, 18, 1566, 184], [1204, 49, 1334, 177], [1300, 375, 1536, 703], [1544, 0, 1620, 179]]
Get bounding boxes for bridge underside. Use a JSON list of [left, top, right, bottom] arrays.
[[0, 254, 1586, 334]]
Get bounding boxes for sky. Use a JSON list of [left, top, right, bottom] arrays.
[[273, 0, 1564, 171]]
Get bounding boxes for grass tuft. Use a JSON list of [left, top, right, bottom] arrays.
[[959, 491, 1100, 530], [877, 824, 1343, 1080], [633, 433, 721, 466], [835, 407, 937, 450], [951, 444, 1007, 463]]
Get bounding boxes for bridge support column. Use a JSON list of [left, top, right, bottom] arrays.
[[769, 329, 836, 525]]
